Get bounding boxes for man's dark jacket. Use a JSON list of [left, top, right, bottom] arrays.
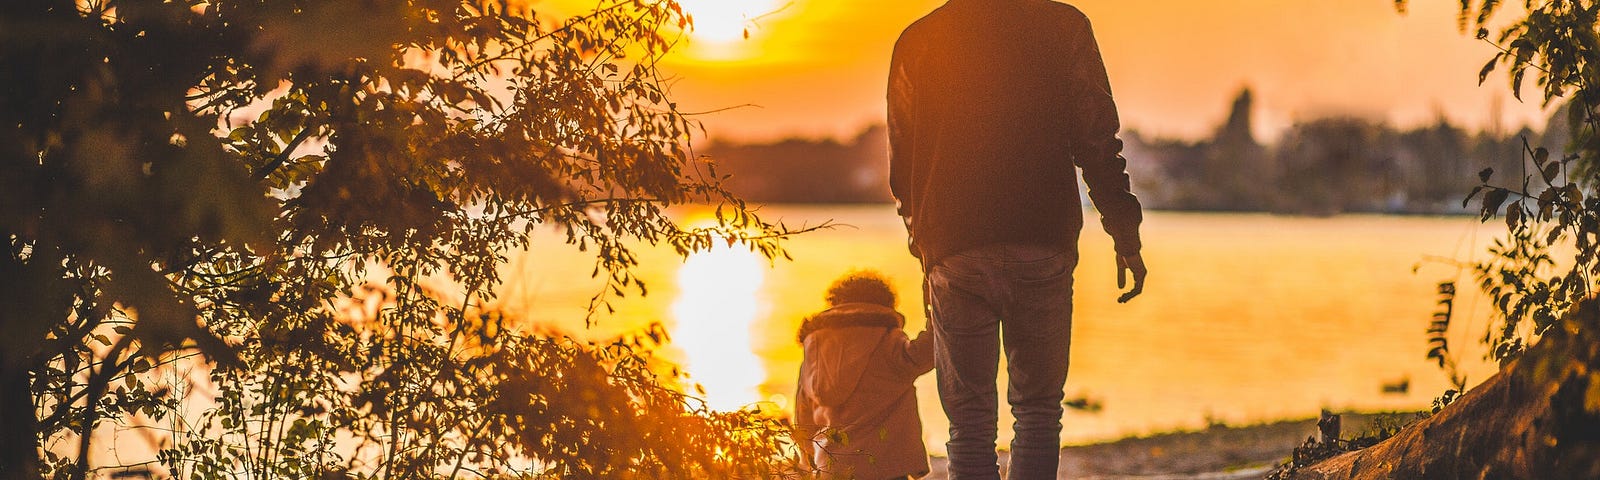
[[888, 0, 1142, 264]]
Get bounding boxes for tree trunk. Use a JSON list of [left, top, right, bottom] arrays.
[[0, 247, 62, 479], [0, 360, 40, 480]]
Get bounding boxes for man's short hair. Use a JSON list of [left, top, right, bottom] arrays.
[[825, 270, 897, 308]]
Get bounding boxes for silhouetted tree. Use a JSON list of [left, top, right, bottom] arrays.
[[706, 125, 893, 203], [1273, 118, 1399, 214], [1123, 130, 1204, 207], [0, 0, 805, 478], [1200, 88, 1272, 210], [1395, 121, 1473, 206]]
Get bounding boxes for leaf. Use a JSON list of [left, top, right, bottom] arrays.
[[1541, 162, 1561, 184], [1479, 167, 1495, 183], [1511, 67, 1526, 100], [1506, 204, 1522, 231], [1464, 185, 1486, 208], [1481, 188, 1510, 221]]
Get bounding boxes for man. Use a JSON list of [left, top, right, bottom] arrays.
[[888, 1, 1147, 478]]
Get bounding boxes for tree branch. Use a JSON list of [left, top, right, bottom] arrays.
[[253, 127, 316, 181]]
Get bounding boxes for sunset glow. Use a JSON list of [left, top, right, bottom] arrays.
[[670, 242, 768, 411], [647, 0, 1551, 142], [670, 0, 785, 60], [678, 0, 778, 42]]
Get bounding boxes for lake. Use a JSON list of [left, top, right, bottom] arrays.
[[499, 206, 1506, 453]]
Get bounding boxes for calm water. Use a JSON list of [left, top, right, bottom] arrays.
[[500, 206, 1504, 452]]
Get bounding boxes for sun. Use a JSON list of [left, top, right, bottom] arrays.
[[675, 0, 781, 43]]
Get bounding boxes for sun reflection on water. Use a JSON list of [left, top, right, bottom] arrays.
[[670, 242, 767, 411]]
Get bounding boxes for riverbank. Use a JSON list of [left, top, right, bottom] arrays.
[[922, 412, 1419, 479]]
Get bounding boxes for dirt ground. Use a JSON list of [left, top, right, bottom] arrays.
[[921, 413, 1415, 480]]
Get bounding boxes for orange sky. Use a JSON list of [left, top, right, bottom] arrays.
[[556, 0, 1553, 143]]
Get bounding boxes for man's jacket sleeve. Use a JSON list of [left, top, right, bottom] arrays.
[[887, 41, 916, 220], [1067, 16, 1143, 256]]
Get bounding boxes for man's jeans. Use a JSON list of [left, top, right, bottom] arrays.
[[927, 244, 1076, 480]]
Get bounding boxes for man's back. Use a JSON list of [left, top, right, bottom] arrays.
[[888, 0, 1141, 263]]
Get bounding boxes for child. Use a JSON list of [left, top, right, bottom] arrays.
[[794, 270, 936, 479]]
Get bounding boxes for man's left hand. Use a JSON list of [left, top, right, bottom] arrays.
[[1116, 253, 1146, 303]]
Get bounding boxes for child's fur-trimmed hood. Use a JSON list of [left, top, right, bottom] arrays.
[[796, 302, 905, 344]]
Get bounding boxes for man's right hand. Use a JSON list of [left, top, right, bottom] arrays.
[[1116, 253, 1146, 303]]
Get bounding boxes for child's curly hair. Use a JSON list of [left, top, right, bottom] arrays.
[[825, 270, 897, 308]]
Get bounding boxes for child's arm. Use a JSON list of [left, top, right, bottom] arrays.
[[888, 329, 936, 379]]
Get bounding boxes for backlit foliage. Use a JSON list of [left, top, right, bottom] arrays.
[[1, 0, 806, 477], [1397, 0, 1600, 409]]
